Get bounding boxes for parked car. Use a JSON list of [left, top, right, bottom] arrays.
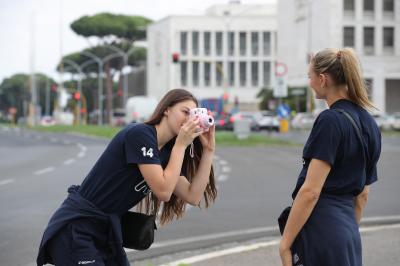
[[40, 116, 56, 126], [230, 112, 260, 131], [111, 109, 126, 127], [392, 112, 400, 130], [256, 111, 280, 131], [291, 112, 315, 130], [371, 112, 394, 131], [215, 113, 234, 131]]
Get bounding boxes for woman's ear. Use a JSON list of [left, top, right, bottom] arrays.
[[163, 107, 170, 117], [319, 73, 327, 88]]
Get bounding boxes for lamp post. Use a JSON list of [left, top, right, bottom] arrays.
[[80, 51, 104, 125], [63, 59, 83, 124]]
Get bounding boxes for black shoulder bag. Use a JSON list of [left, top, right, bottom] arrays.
[[120, 201, 157, 250], [277, 108, 365, 235]]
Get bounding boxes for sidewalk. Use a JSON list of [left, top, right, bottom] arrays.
[[135, 223, 400, 266]]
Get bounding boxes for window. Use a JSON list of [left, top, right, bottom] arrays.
[[229, 62, 235, 86], [228, 32, 235, 56], [192, 31, 199, 55], [383, 0, 394, 12], [216, 32, 223, 56], [239, 62, 247, 87], [204, 62, 211, 86], [180, 61, 187, 86], [204, 32, 211, 56], [180, 32, 187, 55], [192, 61, 199, 86], [363, 0, 374, 12], [216, 62, 223, 87], [251, 32, 259, 56], [263, 62, 271, 86], [343, 27, 355, 47], [344, 0, 355, 11], [263, 32, 271, 55], [363, 27, 374, 54], [383, 27, 394, 47], [251, 62, 259, 87], [239, 32, 247, 56]]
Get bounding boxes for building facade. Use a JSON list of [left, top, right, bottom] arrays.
[[147, 3, 277, 109], [278, 0, 400, 113]]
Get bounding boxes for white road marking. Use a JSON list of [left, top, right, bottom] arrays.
[[217, 175, 229, 182], [221, 166, 231, 173], [50, 138, 58, 143], [0, 179, 15, 186], [63, 159, 76, 165], [34, 167, 55, 175], [158, 223, 400, 266], [219, 160, 228, 165], [158, 239, 281, 266], [125, 226, 278, 254], [77, 152, 85, 158]]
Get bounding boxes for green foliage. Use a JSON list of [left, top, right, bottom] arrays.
[[70, 13, 152, 41], [0, 73, 56, 119]]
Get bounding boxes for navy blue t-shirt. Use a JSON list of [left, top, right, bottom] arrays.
[[293, 99, 381, 198], [78, 123, 174, 215]]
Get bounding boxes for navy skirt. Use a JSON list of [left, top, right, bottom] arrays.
[[292, 194, 361, 266]]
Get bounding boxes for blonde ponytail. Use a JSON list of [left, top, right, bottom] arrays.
[[311, 48, 376, 110]]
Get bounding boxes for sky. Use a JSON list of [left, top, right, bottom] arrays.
[[0, 0, 276, 84]]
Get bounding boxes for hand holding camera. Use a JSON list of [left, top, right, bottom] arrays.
[[189, 108, 214, 132]]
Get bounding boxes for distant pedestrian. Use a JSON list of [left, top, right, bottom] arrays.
[[279, 48, 381, 266]]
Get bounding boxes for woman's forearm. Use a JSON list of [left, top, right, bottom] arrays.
[[354, 186, 369, 224], [187, 151, 214, 205], [281, 186, 320, 249], [163, 144, 187, 194]]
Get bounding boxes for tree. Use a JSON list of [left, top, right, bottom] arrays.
[[65, 13, 152, 124], [0, 73, 56, 120]]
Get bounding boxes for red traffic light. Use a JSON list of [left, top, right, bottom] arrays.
[[172, 52, 179, 63], [74, 92, 81, 101], [51, 84, 58, 92]]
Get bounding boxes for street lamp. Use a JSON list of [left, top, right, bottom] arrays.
[[80, 51, 104, 125], [62, 59, 83, 124]]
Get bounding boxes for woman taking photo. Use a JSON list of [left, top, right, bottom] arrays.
[[37, 89, 217, 265], [279, 48, 381, 266]]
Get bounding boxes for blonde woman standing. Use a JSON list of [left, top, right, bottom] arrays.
[[279, 48, 381, 266]]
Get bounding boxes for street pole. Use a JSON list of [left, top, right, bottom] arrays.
[[63, 59, 83, 124], [29, 11, 37, 127], [45, 77, 50, 116], [81, 51, 104, 125]]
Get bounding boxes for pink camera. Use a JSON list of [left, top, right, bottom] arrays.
[[189, 108, 214, 132]]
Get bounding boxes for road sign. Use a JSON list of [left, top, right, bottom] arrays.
[[275, 62, 288, 77], [273, 76, 288, 98]]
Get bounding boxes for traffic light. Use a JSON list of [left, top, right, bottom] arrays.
[[73, 92, 81, 101], [51, 84, 57, 92], [172, 52, 179, 63]]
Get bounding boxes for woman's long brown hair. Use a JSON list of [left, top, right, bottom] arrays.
[[137, 89, 218, 225]]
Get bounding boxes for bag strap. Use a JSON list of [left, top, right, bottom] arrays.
[[335, 108, 367, 164]]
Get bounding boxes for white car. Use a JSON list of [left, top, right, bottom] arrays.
[[392, 112, 400, 130], [371, 112, 393, 131], [291, 112, 315, 130], [256, 111, 280, 131], [40, 116, 56, 126]]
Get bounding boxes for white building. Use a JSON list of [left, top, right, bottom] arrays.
[[277, 0, 400, 113], [147, 2, 277, 109]]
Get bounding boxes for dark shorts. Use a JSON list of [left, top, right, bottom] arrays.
[[47, 219, 126, 266]]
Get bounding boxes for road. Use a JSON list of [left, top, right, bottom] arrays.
[[0, 126, 399, 266]]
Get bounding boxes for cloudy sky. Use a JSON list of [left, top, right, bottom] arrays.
[[0, 0, 276, 84]]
